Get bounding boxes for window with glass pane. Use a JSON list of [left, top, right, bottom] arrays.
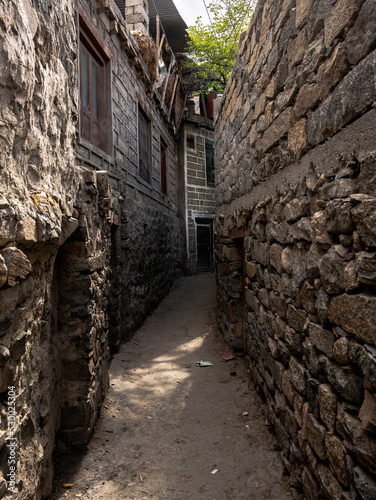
[[138, 105, 151, 183], [205, 140, 215, 187], [79, 23, 110, 154]]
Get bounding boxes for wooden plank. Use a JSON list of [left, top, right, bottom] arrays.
[[156, 14, 160, 50], [168, 74, 179, 121], [176, 91, 188, 130], [150, 33, 165, 99], [161, 55, 175, 103]]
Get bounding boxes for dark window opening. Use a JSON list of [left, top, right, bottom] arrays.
[[205, 139, 215, 187], [79, 22, 111, 154], [138, 105, 151, 183], [161, 137, 168, 196], [196, 218, 214, 272], [187, 135, 195, 149]]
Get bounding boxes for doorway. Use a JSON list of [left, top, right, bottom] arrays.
[[196, 218, 214, 272]]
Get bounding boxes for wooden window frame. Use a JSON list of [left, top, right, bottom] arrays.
[[160, 136, 168, 196], [138, 102, 152, 184], [205, 139, 215, 188], [78, 11, 112, 155]]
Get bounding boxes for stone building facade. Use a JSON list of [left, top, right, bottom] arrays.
[[179, 111, 215, 274], [215, 0, 376, 498], [0, 0, 189, 497]]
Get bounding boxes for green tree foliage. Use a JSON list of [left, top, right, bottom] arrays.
[[185, 0, 255, 93]]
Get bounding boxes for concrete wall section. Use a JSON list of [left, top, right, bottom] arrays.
[[215, 0, 376, 498]]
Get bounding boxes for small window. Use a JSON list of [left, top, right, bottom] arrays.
[[205, 140, 215, 187], [161, 137, 168, 196], [138, 104, 151, 183], [187, 135, 195, 149], [79, 21, 111, 154]]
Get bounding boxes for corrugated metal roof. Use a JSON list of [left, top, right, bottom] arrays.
[[148, 0, 188, 54]]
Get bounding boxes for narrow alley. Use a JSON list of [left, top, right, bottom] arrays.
[[50, 274, 291, 500]]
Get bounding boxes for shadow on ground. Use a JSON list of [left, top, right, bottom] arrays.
[[49, 273, 291, 500]]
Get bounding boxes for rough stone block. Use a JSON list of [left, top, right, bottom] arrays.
[[285, 326, 303, 357], [0, 346, 10, 367], [301, 466, 320, 500], [333, 337, 350, 365], [0, 365, 15, 393], [0, 255, 7, 288], [300, 281, 316, 313], [287, 29, 306, 72], [316, 462, 344, 500], [326, 199, 355, 234], [328, 293, 376, 346], [309, 322, 334, 358], [359, 391, 376, 431], [0, 209, 17, 247], [311, 211, 335, 245], [352, 465, 376, 500], [288, 118, 308, 159], [357, 151, 376, 196], [294, 83, 320, 120], [318, 383, 337, 433], [307, 50, 376, 146], [337, 406, 376, 475], [289, 356, 306, 394], [270, 243, 284, 274], [346, 0, 376, 65], [317, 43, 349, 99], [259, 107, 293, 153], [357, 251, 376, 286], [0, 247, 32, 287], [251, 240, 269, 266], [287, 304, 307, 332], [325, 432, 349, 486], [352, 199, 376, 248], [287, 217, 312, 242], [281, 369, 295, 406], [319, 178, 356, 201], [306, 412, 327, 460], [348, 340, 376, 392], [307, 243, 325, 277], [322, 356, 364, 404], [0, 472, 7, 497], [324, 0, 363, 47], [284, 196, 310, 223], [246, 289, 260, 315], [269, 220, 289, 244], [281, 246, 293, 275]]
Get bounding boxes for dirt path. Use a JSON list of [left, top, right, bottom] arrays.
[[50, 273, 291, 500]]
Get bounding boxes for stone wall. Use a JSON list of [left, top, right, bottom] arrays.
[[0, 0, 184, 496], [0, 1, 117, 497], [215, 0, 376, 498], [77, 0, 181, 338]]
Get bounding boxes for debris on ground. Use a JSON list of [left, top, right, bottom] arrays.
[[196, 360, 213, 367], [221, 353, 235, 361]]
